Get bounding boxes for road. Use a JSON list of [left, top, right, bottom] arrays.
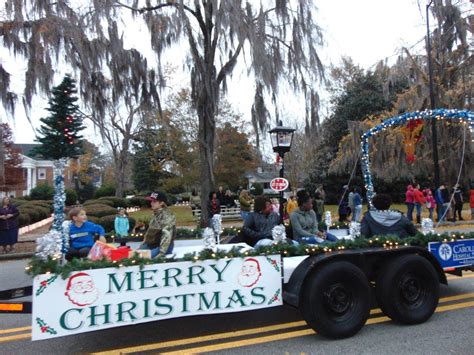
[[1, 258, 474, 354]]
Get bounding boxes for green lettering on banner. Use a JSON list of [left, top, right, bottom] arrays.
[[226, 290, 247, 308], [154, 296, 173, 316], [143, 298, 151, 318], [175, 293, 196, 312], [198, 291, 221, 311], [107, 272, 133, 293], [139, 269, 159, 290], [59, 308, 83, 330], [250, 287, 266, 305], [116, 301, 138, 322], [163, 268, 183, 287], [187, 265, 207, 285], [209, 259, 232, 282], [88, 304, 112, 326]]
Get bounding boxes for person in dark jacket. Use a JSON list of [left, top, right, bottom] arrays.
[[222, 189, 236, 208], [0, 197, 20, 253], [361, 193, 417, 239], [207, 191, 221, 225], [240, 195, 279, 247], [453, 184, 464, 222]]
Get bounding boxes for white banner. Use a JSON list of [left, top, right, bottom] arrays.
[[32, 255, 282, 340]]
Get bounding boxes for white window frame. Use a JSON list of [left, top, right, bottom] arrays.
[[38, 168, 47, 180]]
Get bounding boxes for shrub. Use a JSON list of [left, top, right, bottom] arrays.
[[84, 199, 114, 207], [84, 204, 117, 218], [129, 196, 149, 207], [87, 216, 100, 224], [250, 183, 263, 196], [65, 189, 79, 206], [18, 207, 41, 222], [26, 200, 53, 212], [99, 215, 136, 233], [18, 213, 31, 227], [94, 185, 116, 198], [98, 196, 129, 208], [30, 183, 55, 200], [11, 199, 28, 207]]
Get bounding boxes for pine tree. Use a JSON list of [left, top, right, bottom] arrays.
[[35, 75, 85, 159]]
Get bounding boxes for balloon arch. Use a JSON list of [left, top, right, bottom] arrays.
[[360, 108, 474, 205]]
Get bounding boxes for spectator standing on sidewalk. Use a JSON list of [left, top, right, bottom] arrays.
[[413, 184, 426, 224], [405, 184, 415, 222], [470, 184, 474, 220], [424, 188, 436, 221], [0, 197, 19, 254], [435, 184, 446, 222], [453, 184, 464, 222], [239, 189, 252, 223], [352, 187, 363, 222]]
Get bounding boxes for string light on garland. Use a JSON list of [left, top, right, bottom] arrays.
[[361, 109, 474, 206]]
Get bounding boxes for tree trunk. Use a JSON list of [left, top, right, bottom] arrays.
[[0, 126, 5, 188], [115, 138, 130, 198]]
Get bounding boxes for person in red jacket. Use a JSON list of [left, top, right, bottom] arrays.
[[470, 186, 474, 220], [413, 184, 426, 224], [405, 185, 415, 222]]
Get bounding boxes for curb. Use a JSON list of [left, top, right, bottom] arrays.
[[0, 252, 34, 261]]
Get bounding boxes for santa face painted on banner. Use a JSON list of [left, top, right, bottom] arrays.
[[237, 258, 262, 287], [64, 272, 99, 306]]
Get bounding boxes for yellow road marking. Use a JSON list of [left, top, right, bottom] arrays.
[[0, 326, 31, 335], [447, 274, 474, 280], [92, 320, 308, 355], [162, 301, 474, 354], [0, 333, 30, 343]]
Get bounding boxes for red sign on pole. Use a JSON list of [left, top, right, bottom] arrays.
[[270, 178, 289, 192]]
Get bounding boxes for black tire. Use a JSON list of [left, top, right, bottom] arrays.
[[376, 254, 439, 324], [300, 261, 370, 339]]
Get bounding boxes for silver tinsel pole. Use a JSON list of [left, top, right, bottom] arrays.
[[211, 214, 222, 244], [272, 225, 286, 243], [421, 218, 434, 235], [324, 211, 332, 232], [349, 222, 361, 239], [52, 158, 68, 255], [35, 230, 64, 260], [202, 227, 216, 250]]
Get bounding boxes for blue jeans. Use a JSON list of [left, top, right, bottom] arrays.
[[140, 243, 174, 258], [415, 203, 422, 222], [299, 233, 338, 244], [352, 205, 362, 222], [406, 203, 414, 221]]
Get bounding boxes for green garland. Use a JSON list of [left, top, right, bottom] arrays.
[[26, 232, 474, 278]]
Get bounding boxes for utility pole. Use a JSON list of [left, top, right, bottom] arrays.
[[426, 0, 440, 188]]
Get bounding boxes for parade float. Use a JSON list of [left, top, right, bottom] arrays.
[[1, 109, 474, 341]]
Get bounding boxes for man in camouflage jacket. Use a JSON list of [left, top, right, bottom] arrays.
[[141, 191, 176, 258]]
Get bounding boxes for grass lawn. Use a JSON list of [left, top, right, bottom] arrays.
[[130, 204, 473, 228], [130, 206, 196, 226]]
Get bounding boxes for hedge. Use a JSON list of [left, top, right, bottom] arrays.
[[98, 196, 129, 208], [99, 215, 136, 233], [87, 216, 100, 224], [128, 196, 149, 207], [84, 204, 117, 218], [25, 200, 53, 212], [84, 199, 114, 207]]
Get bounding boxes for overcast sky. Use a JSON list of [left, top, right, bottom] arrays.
[[1, 0, 468, 146]]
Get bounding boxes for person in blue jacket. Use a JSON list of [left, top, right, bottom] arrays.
[[114, 207, 130, 237], [66, 207, 105, 261]]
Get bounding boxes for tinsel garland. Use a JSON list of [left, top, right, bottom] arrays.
[[51, 159, 68, 254], [349, 222, 361, 238], [421, 218, 434, 235], [324, 211, 332, 232], [272, 225, 286, 243], [211, 214, 222, 244], [202, 227, 216, 250], [35, 230, 64, 261], [26, 232, 474, 278]]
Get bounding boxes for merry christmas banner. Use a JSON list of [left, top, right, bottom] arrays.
[[32, 255, 282, 340]]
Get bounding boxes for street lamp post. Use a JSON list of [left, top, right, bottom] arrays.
[[269, 121, 295, 224], [426, 0, 440, 188]]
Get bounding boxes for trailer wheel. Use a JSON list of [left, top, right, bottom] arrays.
[[300, 261, 370, 339], [376, 254, 439, 324]]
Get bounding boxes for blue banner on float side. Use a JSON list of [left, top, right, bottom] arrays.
[[428, 239, 474, 269]]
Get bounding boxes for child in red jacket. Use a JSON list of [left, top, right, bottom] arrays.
[[413, 184, 426, 224]]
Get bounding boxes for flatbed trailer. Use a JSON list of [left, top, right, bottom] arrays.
[[1, 238, 474, 340]]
